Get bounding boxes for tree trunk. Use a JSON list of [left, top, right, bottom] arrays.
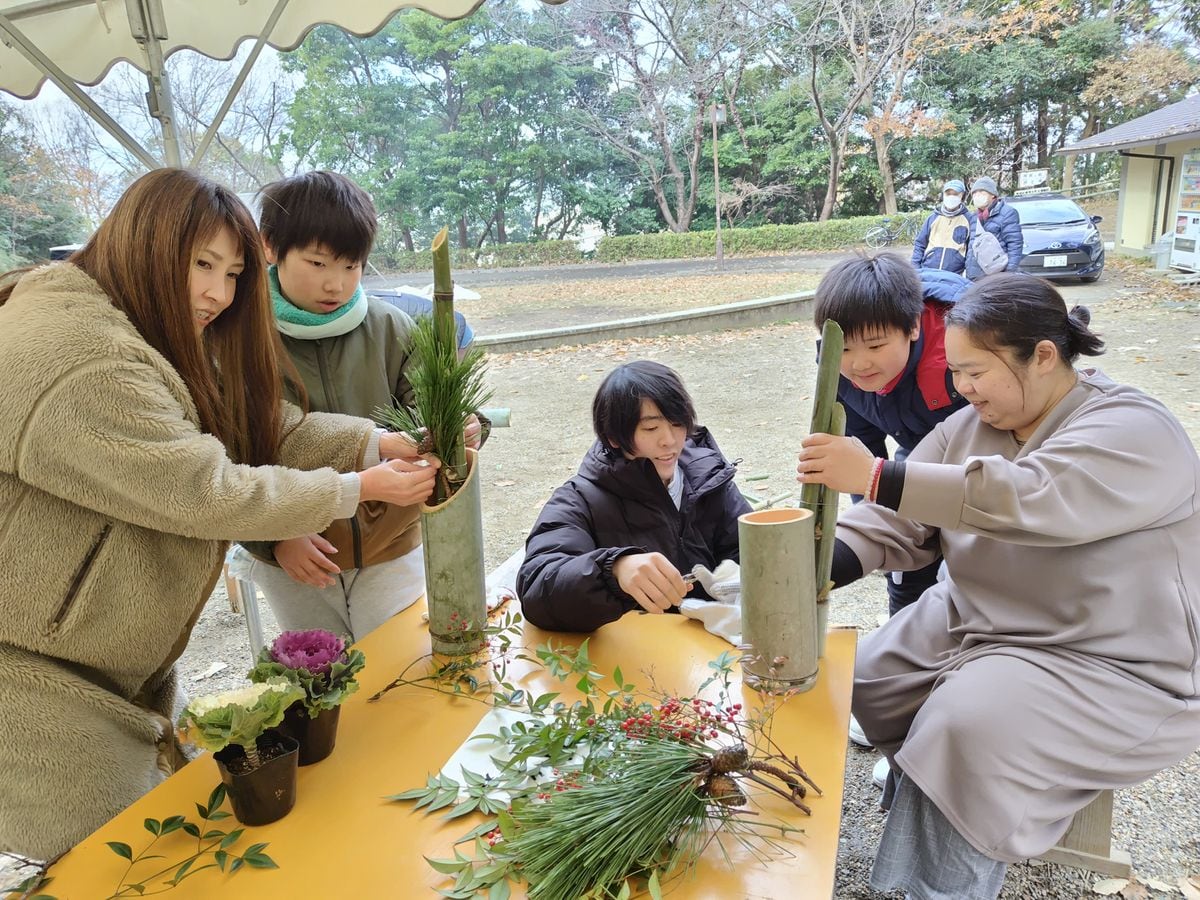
[[1062, 111, 1098, 192], [819, 134, 843, 222], [1011, 103, 1024, 192], [1036, 98, 1049, 167], [401, 226, 415, 253], [495, 207, 507, 244], [873, 131, 898, 215], [457, 217, 469, 251]]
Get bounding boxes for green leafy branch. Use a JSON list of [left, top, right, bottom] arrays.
[[100, 785, 277, 898], [368, 609, 527, 706]]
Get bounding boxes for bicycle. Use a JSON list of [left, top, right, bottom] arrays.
[[864, 214, 922, 249]]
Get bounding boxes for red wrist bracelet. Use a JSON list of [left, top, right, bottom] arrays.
[[867, 458, 885, 502]]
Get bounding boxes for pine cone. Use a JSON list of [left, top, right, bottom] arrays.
[[704, 774, 746, 807], [709, 744, 749, 774]]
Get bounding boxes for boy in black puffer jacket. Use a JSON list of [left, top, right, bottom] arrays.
[[518, 361, 750, 632]]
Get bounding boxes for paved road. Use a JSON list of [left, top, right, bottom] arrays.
[[366, 249, 1131, 345]]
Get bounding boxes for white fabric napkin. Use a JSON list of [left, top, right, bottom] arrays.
[[679, 559, 742, 645], [679, 598, 742, 646], [439, 707, 541, 799]]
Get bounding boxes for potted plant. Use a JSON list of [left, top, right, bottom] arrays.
[[376, 227, 493, 656], [178, 679, 304, 825], [248, 629, 366, 765]]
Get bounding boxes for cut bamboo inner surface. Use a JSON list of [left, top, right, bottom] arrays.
[[740, 508, 813, 526]]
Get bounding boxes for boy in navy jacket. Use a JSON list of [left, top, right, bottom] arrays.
[[811, 253, 970, 614]]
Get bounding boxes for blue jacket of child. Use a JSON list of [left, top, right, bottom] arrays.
[[837, 269, 971, 458]]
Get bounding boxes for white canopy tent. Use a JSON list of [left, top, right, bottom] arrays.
[[0, 0, 565, 170]]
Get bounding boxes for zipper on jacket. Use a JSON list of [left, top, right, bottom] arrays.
[[49, 523, 112, 635], [349, 515, 364, 571], [315, 341, 337, 411]]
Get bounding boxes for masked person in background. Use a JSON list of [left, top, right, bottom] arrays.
[[911, 179, 973, 274]]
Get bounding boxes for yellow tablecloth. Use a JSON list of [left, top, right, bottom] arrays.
[[47, 604, 856, 898]]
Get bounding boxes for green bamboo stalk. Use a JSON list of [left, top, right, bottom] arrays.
[[814, 401, 846, 658], [799, 318, 844, 523]]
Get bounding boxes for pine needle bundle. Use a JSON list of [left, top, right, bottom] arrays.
[[503, 737, 711, 899], [375, 312, 493, 503]]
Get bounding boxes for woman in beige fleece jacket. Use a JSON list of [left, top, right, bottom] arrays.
[[0, 169, 439, 861]]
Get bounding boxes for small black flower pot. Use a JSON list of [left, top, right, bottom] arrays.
[[280, 701, 341, 766], [213, 729, 299, 825]]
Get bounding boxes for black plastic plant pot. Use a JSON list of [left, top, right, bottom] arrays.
[[280, 701, 341, 766], [213, 729, 299, 826]]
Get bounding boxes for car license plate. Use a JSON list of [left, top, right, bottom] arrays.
[[1043, 254, 1068, 268]]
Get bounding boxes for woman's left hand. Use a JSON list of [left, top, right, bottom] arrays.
[[464, 414, 482, 450], [796, 433, 877, 495]]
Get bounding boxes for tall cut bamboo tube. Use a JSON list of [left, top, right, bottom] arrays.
[[422, 229, 486, 654], [739, 508, 819, 693], [814, 401, 845, 657], [800, 319, 845, 657]]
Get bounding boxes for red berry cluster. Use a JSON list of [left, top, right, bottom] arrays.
[[613, 697, 743, 743], [447, 611, 472, 632]]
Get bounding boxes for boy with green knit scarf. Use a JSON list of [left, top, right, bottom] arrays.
[[238, 171, 481, 640]]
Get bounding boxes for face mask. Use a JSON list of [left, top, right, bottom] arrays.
[[973, 192, 992, 208], [943, 196, 962, 211]]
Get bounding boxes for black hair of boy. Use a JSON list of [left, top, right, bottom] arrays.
[[814, 252, 923, 339], [258, 171, 377, 264], [592, 361, 696, 456]]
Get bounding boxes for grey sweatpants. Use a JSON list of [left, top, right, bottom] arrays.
[[872, 773, 1008, 900], [229, 544, 424, 642]]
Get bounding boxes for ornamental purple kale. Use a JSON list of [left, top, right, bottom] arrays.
[[248, 629, 366, 717], [270, 629, 346, 675]]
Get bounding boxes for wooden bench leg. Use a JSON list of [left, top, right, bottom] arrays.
[[1036, 790, 1132, 877]]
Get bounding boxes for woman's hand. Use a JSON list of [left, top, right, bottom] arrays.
[[464, 414, 482, 451], [379, 431, 422, 461], [359, 457, 441, 506], [796, 433, 878, 495], [275, 534, 340, 588], [612, 552, 690, 614]]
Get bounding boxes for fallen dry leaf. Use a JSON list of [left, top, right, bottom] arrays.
[[1093, 879, 1130, 896], [1179, 875, 1200, 900], [1120, 881, 1150, 899], [493, 480, 516, 487], [1135, 875, 1177, 893]]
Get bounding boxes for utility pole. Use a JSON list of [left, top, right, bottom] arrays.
[[711, 102, 726, 269]]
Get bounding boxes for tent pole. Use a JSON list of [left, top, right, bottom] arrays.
[[0, 11, 160, 169], [129, 0, 183, 168], [190, 0, 292, 169]]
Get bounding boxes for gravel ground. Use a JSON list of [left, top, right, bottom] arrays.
[[7, 260, 1195, 897]]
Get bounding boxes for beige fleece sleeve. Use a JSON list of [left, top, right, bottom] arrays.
[[15, 360, 352, 542], [278, 402, 375, 473]]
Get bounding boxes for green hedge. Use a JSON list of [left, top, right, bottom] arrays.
[[594, 216, 893, 262], [382, 239, 584, 273], [378, 215, 897, 272]]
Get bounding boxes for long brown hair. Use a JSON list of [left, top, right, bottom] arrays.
[[1, 168, 298, 466]]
